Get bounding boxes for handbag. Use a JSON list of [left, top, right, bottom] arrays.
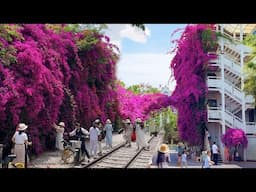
[[131, 131, 136, 142]]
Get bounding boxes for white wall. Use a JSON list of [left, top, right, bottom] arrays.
[[207, 122, 222, 146]]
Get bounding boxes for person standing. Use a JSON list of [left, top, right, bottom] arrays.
[[204, 129, 211, 151], [97, 120, 104, 156], [181, 150, 188, 168], [212, 142, 219, 165], [224, 146, 230, 163], [135, 118, 149, 151], [89, 120, 100, 158], [202, 150, 214, 168], [104, 119, 113, 148], [11, 123, 32, 165], [68, 122, 90, 161], [156, 144, 170, 168], [177, 142, 184, 167], [123, 118, 133, 147], [53, 122, 65, 151]]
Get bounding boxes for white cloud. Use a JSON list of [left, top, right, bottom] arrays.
[[117, 53, 176, 91], [120, 24, 150, 43], [104, 24, 150, 50]]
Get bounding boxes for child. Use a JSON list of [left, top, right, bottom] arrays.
[[181, 150, 188, 168], [202, 151, 214, 168], [156, 144, 170, 168]]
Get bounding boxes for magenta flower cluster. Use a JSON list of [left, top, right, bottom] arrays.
[[169, 24, 217, 145], [221, 128, 248, 148], [117, 85, 172, 123], [0, 24, 119, 154]]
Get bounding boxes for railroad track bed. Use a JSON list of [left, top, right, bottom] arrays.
[[82, 133, 164, 168], [127, 134, 163, 168]]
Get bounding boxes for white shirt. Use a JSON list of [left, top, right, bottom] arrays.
[[212, 144, 218, 154], [13, 131, 28, 144], [89, 127, 100, 141], [69, 127, 89, 137]]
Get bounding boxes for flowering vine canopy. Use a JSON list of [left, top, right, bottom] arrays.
[[221, 128, 248, 148]]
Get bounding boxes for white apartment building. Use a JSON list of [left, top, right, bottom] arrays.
[[207, 24, 256, 161]]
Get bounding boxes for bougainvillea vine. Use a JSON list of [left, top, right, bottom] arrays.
[[221, 128, 248, 148], [0, 24, 119, 154], [169, 24, 217, 145]]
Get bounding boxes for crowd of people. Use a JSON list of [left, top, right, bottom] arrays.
[[4, 117, 238, 169], [52, 117, 149, 162], [5, 116, 151, 167], [122, 118, 149, 151]]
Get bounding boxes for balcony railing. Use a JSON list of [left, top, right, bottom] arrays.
[[234, 116, 243, 128], [207, 76, 222, 89], [222, 55, 241, 75], [224, 80, 242, 103], [224, 110, 243, 128], [208, 58, 220, 68], [245, 95, 255, 104], [246, 122, 256, 134], [207, 77, 243, 103], [208, 108, 222, 120], [225, 110, 233, 125]]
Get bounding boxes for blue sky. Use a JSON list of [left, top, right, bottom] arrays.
[[104, 24, 187, 91], [122, 24, 186, 54]]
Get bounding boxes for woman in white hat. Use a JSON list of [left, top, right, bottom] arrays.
[[156, 144, 170, 168], [104, 119, 113, 148], [135, 118, 149, 151], [12, 123, 32, 164], [123, 118, 133, 147], [53, 122, 65, 151]]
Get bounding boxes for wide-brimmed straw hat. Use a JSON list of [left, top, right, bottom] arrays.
[[18, 123, 28, 131], [158, 144, 170, 153], [58, 122, 65, 127]]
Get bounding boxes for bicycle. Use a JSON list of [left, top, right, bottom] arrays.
[[2, 154, 25, 168], [61, 140, 76, 164], [61, 139, 85, 165]]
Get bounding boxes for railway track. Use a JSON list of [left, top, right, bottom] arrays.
[[82, 133, 163, 168]]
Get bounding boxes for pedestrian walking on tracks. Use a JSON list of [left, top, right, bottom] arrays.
[[104, 119, 113, 148], [135, 118, 149, 151], [123, 118, 133, 147], [89, 120, 100, 158], [68, 122, 90, 161]]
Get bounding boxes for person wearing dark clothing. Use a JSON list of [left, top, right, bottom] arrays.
[[68, 123, 90, 161], [1, 140, 13, 168], [156, 144, 170, 168], [211, 142, 219, 165]]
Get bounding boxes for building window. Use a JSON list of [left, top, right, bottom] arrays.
[[208, 99, 217, 107], [249, 109, 255, 122]]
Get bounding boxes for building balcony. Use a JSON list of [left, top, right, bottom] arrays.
[[208, 108, 222, 121], [246, 122, 256, 134], [222, 55, 241, 76], [245, 95, 255, 104], [207, 76, 222, 89]]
